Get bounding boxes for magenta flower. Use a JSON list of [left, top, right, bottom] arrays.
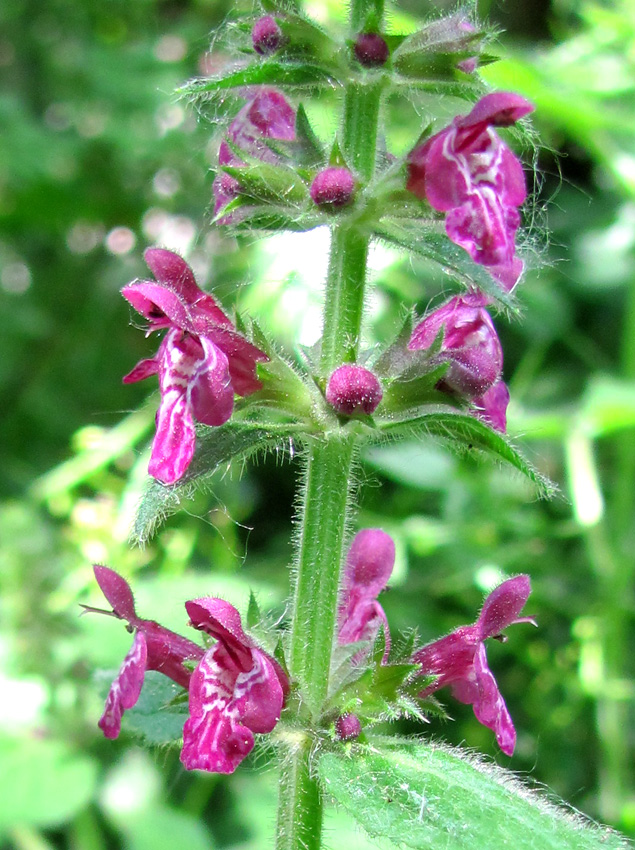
[[326, 364, 383, 415], [213, 88, 296, 223], [413, 575, 535, 755], [252, 16, 283, 55], [409, 292, 503, 397], [338, 529, 395, 661], [91, 566, 204, 739], [122, 248, 268, 484], [407, 92, 534, 291], [181, 598, 288, 774]]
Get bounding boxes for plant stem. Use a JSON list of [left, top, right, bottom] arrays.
[[275, 14, 384, 848]]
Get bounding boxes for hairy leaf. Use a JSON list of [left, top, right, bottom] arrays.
[[319, 740, 630, 850], [377, 408, 555, 498], [374, 223, 519, 313], [178, 62, 335, 100], [123, 672, 189, 747], [132, 420, 300, 544]]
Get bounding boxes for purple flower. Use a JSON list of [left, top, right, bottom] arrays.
[[338, 529, 395, 661], [122, 248, 268, 484], [413, 575, 536, 756], [91, 566, 204, 739], [213, 88, 296, 223], [310, 167, 356, 210], [252, 16, 283, 56], [181, 598, 288, 774], [408, 292, 503, 397], [407, 92, 534, 291], [335, 713, 362, 741], [326, 364, 383, 415]]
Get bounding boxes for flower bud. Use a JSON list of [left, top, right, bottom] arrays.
[[335, 713, 362, 741], [353, 33, 389, 67], [310, 167, 356, 210], [409, 293, 503, 397], [252, 16, 283, 55], [326, 365, 383, 415], [473, 380, 510, 433]]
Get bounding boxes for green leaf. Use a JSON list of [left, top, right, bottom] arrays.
[[0, 736, 98, 833], [132, 420, 301, 544], [222, 162, 309, 206], [318, 740, 631, 850], [178, 62, 335, 100], [377, 408, 556, 498], [374, 223, 519, 313], [122, 672, 189, 746], [293, 103, 326, 166], [392, 78, 485, 101]]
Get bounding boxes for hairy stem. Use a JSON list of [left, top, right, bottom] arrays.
[[275, 7, 383, 847]]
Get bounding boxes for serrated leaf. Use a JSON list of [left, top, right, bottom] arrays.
[[374, 222, 519, 313], [178, 62, 335, 100], [132, 420, 300, 544], [123, 672, 189, 746], [376, 408, 556, 498], [318, 740, 630, 850]]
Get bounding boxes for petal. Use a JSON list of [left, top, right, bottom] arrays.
[[193, 324, 269, 397], [180, 645, 254, 774], [144, 248, 200, 302], [458, 92, 534, 134], [413, 626, 479, 695], [473, 381, 510, 432], [142, 620, 204, 689], [188, 339, 234, 427], [231, 648, 285, 734], [123, 356, 159, 384], [343, 529, 395, 598], [185, 598, 253, 672], [93, 565, 137, 622], [148, 385, 196, 484], [98, 631, 147, 739], [477, 575, 531, 639], [471, 643, 516, 755], [122, 282, 191, 332]]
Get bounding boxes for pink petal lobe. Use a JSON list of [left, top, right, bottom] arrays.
[[477, 575, 531, 639], [122, 282, 191, 332], [148, 384, 196, 484], [188, 339, 234, 427], [181, 646, 254, 773], [195, 324, 268, 397], [185, 598, 253, 672], [459, 92, 534, 132], [143, 248, 199, 301], [472, 643, 516, 755], [98, 631, 147, 739], [231, 649, 285, 734], [93, 565, 137, 622], [123, 356, 159, 384], [343, 529, 395, 598]]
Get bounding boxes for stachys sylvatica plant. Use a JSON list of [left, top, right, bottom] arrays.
[[85, 2, 630, 849]]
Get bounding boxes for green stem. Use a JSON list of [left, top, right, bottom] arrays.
[[275, 9, 384, 847]]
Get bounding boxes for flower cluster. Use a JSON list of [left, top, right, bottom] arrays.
[[122, 249, 268, 484], [92, 566, 287, 774]]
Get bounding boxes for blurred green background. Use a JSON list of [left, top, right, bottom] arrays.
[[1, 0, 634, 847]]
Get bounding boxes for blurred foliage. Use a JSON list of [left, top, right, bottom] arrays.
[[0, 0, 634, 847]]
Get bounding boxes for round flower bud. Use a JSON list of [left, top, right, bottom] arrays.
[[310, 167, 356, 210], [335, 713, 362, 741], [252, 16, 283, 56], [353, 32, 389, 67], [326, 365, 383, 416]]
